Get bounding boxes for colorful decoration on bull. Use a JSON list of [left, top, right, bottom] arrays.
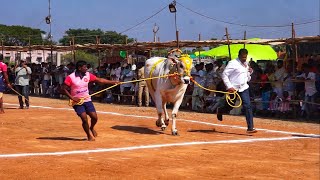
[[168, 48, 182, 58], [179, 54, 192, 75]]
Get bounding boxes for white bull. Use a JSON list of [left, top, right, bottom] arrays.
[[144, 55, 192, 135]]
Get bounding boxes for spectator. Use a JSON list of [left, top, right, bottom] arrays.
[[137, 62, 149, 107], [15, 59, 32, 109]]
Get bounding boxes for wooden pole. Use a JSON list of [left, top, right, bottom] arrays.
[[72, 36, 75, 63], [28, 36, 32, 63], [291, 22, 299, 118], [291, 23, 298, 76], [175, 12, 179, 48], [125, 37, 128, 64], [96, 35, 101, 74], [225, 27, 231, 60], [243, 31, 246, 49], [1, 39, 4, 54], [198, 33, 201, 64]]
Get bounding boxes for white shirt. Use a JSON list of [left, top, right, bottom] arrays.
[[274, 67, 286, 88], [192, 69, 206, 88], [296, 72, 317, 96], [221, 58, 252, 92]]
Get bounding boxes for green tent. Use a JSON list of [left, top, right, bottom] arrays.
[[200, 44, 277, 61]]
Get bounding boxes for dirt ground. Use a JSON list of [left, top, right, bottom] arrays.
[[0, 94, 319, 179]]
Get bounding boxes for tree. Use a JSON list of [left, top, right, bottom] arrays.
[[0, 24, 47, 46], [61, 50, 99, 68], [59, 28, 134, 45]]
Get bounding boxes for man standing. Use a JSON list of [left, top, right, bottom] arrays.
[[219, 49, 257, 133], [137, 62, 149, 107], [0, 54, 13, 113], [61, 60, 119, 141], [15, 59, 32, 109], [191, 63, 205, 111]]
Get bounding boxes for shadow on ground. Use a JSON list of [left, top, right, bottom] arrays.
[[37, 137, 87, 141], [111, 125, 164, 135], [188, 129, 252, 136]]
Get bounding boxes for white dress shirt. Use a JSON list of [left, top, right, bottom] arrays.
[[221, 58, 252, 92]]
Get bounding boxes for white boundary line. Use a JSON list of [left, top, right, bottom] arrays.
[[5, 103, 319, 138], [1, 103, 319, 158], [0, 136, 310, 158]]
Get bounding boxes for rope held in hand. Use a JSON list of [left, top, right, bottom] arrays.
[[68, 73, 180, 106], [69, 73, 242, 108], [191, 78, 242, 108]]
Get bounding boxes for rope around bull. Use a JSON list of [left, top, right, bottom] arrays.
[[68, 73, 179, 106], [69, 73, 242, 108]]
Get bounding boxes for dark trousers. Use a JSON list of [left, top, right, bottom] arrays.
[[239, 89, 254, 130], [15, 85, 30, 107], [218, 88, 254, 130]]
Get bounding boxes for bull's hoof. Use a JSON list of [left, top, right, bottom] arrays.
[[164, 119, 169, 126], [171, 131, 179, 136], [161, 125, 166, 131], [156, 120, 161, 127]]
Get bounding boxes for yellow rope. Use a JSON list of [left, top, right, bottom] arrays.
[[191, 79, 242, 108], [68, 73, 178, 106], [69, 72, 242, 108]]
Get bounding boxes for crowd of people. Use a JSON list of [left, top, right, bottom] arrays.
[[1, 52, 320, 120]]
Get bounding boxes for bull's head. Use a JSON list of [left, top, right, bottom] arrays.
[[168, 54, 193, 85]]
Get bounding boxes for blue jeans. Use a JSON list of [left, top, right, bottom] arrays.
[[239, 88, 254, 130], [15, 85, 30, 107], [262, 91, 271, 110]]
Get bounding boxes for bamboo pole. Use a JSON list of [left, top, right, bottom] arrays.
[[225, 27, 231, 60]]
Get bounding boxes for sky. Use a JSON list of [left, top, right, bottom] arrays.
[[0, 0, 319, 43]]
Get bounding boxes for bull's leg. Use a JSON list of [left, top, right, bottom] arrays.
[[171, 98, 184, 136], [155, 98, 166, 131], [162, 102, 170, 126]]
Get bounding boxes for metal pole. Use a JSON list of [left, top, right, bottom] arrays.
[[225, 27, 231, 60]]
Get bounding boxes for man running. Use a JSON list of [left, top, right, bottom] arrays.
[[0, 54, 13, 113], [62, 60, 119, 141]]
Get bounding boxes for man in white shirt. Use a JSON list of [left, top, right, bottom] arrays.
[[191, 63, 205, 111], [15, 59, 32, 109], [219, 49, 257, 133], [296, 63, 317, 119], [273, 60, 286, 98]]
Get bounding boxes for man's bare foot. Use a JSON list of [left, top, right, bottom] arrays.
[[90, 128, 98, 137], [88, 136, 95, 141]]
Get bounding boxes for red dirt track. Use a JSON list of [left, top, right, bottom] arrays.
[[0, 94, 319, 179]]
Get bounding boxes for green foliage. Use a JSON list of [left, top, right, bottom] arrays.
[[61, 50, 99, 68], [59, 28, 134, 45], [0, 24, 47, 46]]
